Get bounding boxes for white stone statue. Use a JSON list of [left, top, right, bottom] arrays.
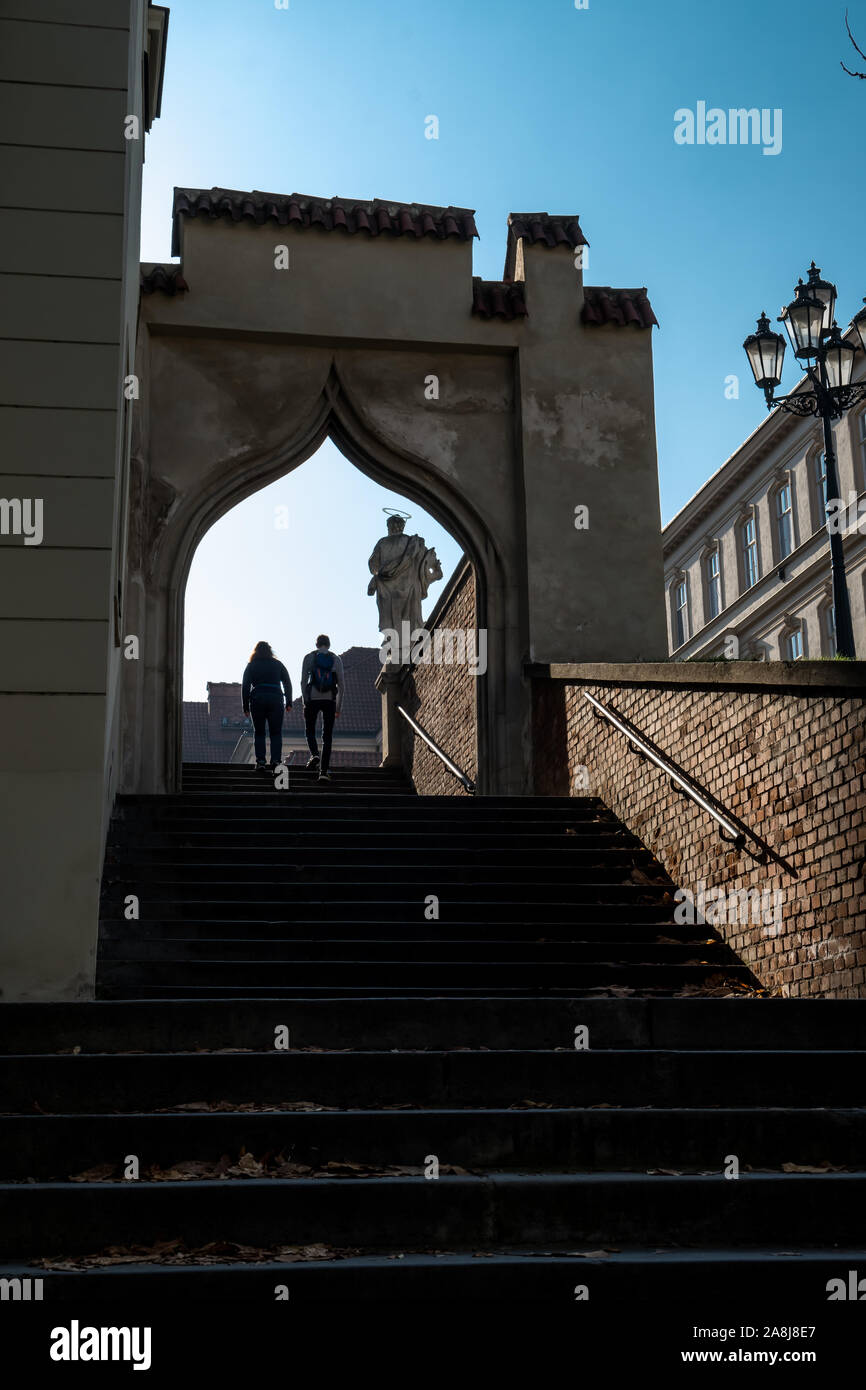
[[368, 513, 442, 657]]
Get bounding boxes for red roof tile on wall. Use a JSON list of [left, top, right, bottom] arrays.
[[471, 278, 527, 320], [172, 187, 479, 256], [507, 212, 588, 252], [141, 265, 189, 295], [581, 287, 658, 329]]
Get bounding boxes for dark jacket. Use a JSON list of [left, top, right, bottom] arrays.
[[242, 657, 292, 712]]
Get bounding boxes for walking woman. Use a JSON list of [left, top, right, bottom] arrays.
[[241, 641, 292, 770]]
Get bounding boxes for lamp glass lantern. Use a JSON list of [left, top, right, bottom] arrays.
[[781, 283, 825, 358], [743, 312, 786, 388], [806, 261, 837, 331], [822, 324, 858, 390]]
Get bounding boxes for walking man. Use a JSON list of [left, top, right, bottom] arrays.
[[301, 635, 344, 782]]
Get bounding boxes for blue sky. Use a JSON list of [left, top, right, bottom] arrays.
[[140, 0, 866, 696]]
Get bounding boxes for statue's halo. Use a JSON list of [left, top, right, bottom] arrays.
[[383, 507, 411, 521]]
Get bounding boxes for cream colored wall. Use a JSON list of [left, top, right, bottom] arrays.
[[0, 0, 147, 1001]]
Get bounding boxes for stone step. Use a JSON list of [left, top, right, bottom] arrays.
[[123, 794, 605, 814], [96, 919, 715, 943], [2, 1172, 865, 1260], [106, 850, 660, 874], [4, 999, 860, 1054], [0, 1248, 860, 1303], [3, 1106, 864, 1180], [3, 1049, 861, 1112], [97, 938, 734, 966], [95, 960, 753, 994], [101, 873, 677, 895], [97, 899, 679, 923]]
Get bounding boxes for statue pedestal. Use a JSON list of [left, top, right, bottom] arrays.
[[375, 664, 410, 768]]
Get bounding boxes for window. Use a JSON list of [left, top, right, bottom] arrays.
[[674, 578, 689, 647], [775, 483, 793, 560], [858, 413, 866, 487], [785, 627, 804, 660], [823, 604, 837, 658], [741, 516, 759, 589], [815, 450, 828, 518], [705, 549, 721, 620]]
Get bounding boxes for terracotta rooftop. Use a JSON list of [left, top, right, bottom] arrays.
[[172, 187, 479, 256], [508, 212, 588, 252], [581, 286, 658, 329], [503, 211, 588, 280], [141, 264, 189, 295], [471, 277, 527, 321]]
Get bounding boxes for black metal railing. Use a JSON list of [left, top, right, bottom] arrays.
[[396, 705, 476, 794], [583, 690, 797, 877]]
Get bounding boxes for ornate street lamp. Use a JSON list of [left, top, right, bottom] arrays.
[[744, 264, 866, 659]]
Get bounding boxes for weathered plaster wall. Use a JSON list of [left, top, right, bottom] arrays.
[[130, 204, 667, 797]]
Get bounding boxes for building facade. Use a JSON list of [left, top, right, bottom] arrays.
[[663, 350, 866, 661]]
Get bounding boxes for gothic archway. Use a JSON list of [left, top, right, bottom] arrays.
[[122, 357, 518, 796]]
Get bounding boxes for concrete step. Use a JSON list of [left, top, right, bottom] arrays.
[[101, 874, 677, 897], [2, 1172, 865, 1260], [4, 1050, 862, 1112], [0, 1248, 861, 1303], [96, 919, 718, 944], [97, 938, 735, 966], [95, 960, 754, 994], [107, 838, 651, 861], [3, 1106, 864, 1180], [97, 899, 678, 923], [122, 794, 607, 814], [4, 999, 861, 1054], [109, 824, 640, 846]]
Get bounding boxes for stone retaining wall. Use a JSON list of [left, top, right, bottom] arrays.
[[532, 663, 866, 998]]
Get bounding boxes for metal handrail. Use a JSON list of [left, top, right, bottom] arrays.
[[396, 704, 476, 794], [583, 690, 793, 873]]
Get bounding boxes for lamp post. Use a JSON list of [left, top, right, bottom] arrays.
[[743, 264, 866, 660]]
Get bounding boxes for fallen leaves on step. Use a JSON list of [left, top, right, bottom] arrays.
[[154, 1099, 340, 1113], [781, 1161, 848, 1174], [64, 1150, 480, 1184], [69, 1164, 116, 1183], [33, 1239, 362, 1271]]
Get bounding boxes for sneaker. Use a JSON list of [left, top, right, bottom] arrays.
[[318, 772, 331, 782], [254, 760, 267, 770], [306, 756, 320, 770]]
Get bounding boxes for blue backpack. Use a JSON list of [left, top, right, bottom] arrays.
[[311, 650, 336, 694]]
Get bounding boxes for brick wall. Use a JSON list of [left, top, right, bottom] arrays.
[[399, 563, 478, 796], [532, 668, 866, 998]]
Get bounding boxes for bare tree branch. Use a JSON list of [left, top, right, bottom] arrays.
[[841, 8, 866, 77]]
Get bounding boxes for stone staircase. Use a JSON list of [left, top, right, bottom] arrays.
[[0, 764, 863, 1300]]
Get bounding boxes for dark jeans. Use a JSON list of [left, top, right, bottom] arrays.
[[249, 688, 284, 765], [305, 699, 336, 772]]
